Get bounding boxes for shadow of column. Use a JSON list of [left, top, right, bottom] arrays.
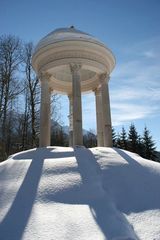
[[0, 148, 51, 240], [74, 147, 138, 240]]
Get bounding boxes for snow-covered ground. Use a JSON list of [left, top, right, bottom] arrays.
[[0, 146, 160, 240]]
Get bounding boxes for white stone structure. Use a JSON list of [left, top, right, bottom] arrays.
[[32, 27, 115, 147]]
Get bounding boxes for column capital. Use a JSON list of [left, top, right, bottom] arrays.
[[70, 63, 82, 74], [93, 87, 101, 96], [38, 71, 52, 82], [99, 73, 110, 84]]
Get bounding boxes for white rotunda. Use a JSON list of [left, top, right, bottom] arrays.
[[32, 26, 116, 147]]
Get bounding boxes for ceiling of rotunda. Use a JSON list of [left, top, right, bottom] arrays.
[[49, 66, 96, 82]]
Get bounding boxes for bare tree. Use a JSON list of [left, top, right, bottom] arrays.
[[0, 35, 22, 155], [22, 42, 40, 147], [0, 36, 62, 159]]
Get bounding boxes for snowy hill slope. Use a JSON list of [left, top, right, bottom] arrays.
[[0, 147, 160, 240]]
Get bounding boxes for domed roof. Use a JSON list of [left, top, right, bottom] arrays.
[[32, 26, 116, 94], [35, 26, 105, 52]]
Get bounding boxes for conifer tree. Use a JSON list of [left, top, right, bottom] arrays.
[[112, 127, 117, 147], [128, 123, 139, 153], [137, 135, 144, 157], [142, 126, 157, 161], [116, 133, 121, 148], [120, 126, 128, 150]]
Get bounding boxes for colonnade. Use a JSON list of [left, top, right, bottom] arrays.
[[39, 64, 112, 148]]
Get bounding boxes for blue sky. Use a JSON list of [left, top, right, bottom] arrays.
[[0, 0, 160, 149]]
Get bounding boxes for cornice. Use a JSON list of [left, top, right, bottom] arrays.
[[37, 50, 110, 72]]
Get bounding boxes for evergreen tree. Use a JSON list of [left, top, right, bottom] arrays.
[[137, 136, 145, 157], [116, 133, 121, 148], [120, 126, 128, 149], [142, 126, 157, 161], [112, 127, 117, 147], [128, 123, 139, 153]]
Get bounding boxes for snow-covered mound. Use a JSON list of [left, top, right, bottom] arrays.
[[0, 147, 160, 240]]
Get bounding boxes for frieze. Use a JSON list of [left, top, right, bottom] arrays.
[[37, 50, 110, 70]]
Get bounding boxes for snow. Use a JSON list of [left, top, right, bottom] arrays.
[[0, 146, 160, 240]]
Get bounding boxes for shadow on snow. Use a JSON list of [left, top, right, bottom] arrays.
[[1, 146, 160, 239], [0, 148, 67, 240]]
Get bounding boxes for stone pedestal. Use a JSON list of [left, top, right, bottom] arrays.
[[100, 74, 113, 147], [70, 64, 83, 146], [94, 88, 104, 146], [39, 73, 51, 147]]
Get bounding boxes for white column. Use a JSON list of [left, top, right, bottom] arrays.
[[39, 72, 51, 147], [94, 88, 104, 147], [100, 73, 113, 147], [68, 94, 73, 146], [70, 64, 83, 146]]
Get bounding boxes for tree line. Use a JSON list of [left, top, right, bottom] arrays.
[[112, 123, 157, 161], [0, 35, 60, 161]]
